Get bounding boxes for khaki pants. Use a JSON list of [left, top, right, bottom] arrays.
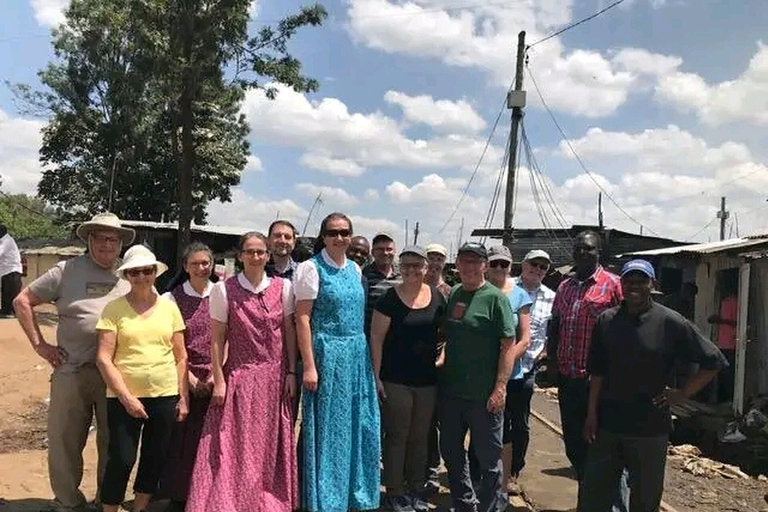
[[48, 366, 108, 508], [381, 382, 437, 495]]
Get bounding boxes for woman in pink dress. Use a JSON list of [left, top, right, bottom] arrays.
[[186, 232, 298, 512]]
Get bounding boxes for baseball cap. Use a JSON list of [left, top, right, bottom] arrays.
[[372, 232, 395, 244], [621, 259, 655, 279], [425, 243, 447, 257], [457, 242, 488, 259], [488, 245, 512, 263], [523, 249, 551, 263], [400, 245, 427, 259]]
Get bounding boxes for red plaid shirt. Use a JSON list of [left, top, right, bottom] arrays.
[[553, 266, 622, 378]]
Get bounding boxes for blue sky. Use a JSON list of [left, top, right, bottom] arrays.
[[2, 0, 768, 253]]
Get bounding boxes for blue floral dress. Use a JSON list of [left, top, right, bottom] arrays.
[[301, 254, 381, 512]]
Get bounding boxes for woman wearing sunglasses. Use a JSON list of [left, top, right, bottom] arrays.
[[186, 232, 298, 512], [95, 245, 189, 512], [295, 212, 381, 512], [159, 243, 218, 512]]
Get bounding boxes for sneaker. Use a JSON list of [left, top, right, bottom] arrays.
[[409, 493, 430, 512], [424, 479, 441, 495], [385, 494, 416, 512]]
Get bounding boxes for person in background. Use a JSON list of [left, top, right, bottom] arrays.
[[347, 235, 371, 268], [159, 243, 217, 512], [364, 233, 401, 338], [95, 245, 188, 512], [580, 260, 727, 512], [266, 220, 298, 280], [14, 212, 134, 512], [440, 242, 517, 512], [0, 224, 23, 318], [295, 213, 381, 512], [547, 231, 628, 512], [425, 243, 451, 299], [423, 242, 451, 495], [371, 245, 446, 512], [507, 250, 556, 496], [708, 274, 738, 403]]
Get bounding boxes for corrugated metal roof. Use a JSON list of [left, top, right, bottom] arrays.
[[620, 235, 768, 257], [21, 246, 85, 256], [121, 220, 245, 236]]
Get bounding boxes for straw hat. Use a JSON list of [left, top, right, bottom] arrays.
[[115, 245, 168, 277], [77, 212, 136, 245]]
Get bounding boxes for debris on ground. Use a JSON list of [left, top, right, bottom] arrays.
[[668, 444, 751, 479], [535, 387, 558, 402]]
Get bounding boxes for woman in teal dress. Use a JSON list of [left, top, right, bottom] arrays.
[[294, 212, 381, 512]]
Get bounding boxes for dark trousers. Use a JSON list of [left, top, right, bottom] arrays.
[[426, 410, 441, 484], [558, 376, 629, 512], [580, 430, 668, 512], [718, 349, 736, 403], [439, 395, 505, 512], [1, 271, 21, 315], [503, 372, 535, 476], [101, 396, 177, 506]]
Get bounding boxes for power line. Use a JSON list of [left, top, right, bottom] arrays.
[[685, 216, 718, 242], [438, 96, 507, 235], [0, 188, 59, 222], [526, 64, 661, 237], [527, 0, 627, 49]]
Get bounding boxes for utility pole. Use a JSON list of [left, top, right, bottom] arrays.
[[457, 217, 465, 250], [413, 221, 420, 245], [598, 192, 604, 230], [502, 30, 527, 250], [301, 193, 323, 236], [717, 196, 729, 240]]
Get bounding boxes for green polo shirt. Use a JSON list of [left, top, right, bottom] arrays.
[[442, 281, 516, 402]]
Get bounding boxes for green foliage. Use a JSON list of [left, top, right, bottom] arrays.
[[0, 193, 69, 239], [12, 0, 327, 225]]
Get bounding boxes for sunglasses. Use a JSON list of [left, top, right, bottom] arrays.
[[527, 261, 549, 271], [489, 260, 510, 269], [126, 267, 156, 277], [241, 249, 268, 257], [324, 229, 352, 238]]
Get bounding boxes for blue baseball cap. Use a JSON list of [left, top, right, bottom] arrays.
[[621, 259, 655, 279]]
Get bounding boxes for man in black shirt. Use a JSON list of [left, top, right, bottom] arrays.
[[580, 259, 727, 512]]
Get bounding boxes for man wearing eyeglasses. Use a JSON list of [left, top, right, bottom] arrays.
[[547, 231, 628, 512], [440, 242, 517, 512], [13, 213, 134, 512]]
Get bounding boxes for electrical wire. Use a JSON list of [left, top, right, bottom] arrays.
[[527, 0, 627, 49], [684, 217, 718, 242], [526, 64, 662, 237]]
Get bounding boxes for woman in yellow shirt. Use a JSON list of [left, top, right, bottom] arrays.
[[95, 245, 189, 512]]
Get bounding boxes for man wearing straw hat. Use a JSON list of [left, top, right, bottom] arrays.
[[14, 212, 135, 512]]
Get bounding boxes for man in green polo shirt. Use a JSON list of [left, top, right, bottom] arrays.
[[440, 242, 519, 512]]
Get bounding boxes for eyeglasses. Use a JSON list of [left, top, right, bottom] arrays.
[[489, 260, 510, 269], [187, 260, 211, 268], [126, 267, 156, 277], [241, 249, 268, 257], [91, 234, 120, 244], [324, 229, 352, 238], [527, 261, 549, 271]]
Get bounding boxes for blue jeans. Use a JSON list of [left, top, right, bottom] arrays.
[[580, 430, 668, 512], [558, 377, 629, 512], [439, 395, 506, 512]]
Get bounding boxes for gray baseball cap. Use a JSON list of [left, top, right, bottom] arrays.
[[523, 249, 551, 262], [400, 245, 427, 259], [488, 245, 512, 262]]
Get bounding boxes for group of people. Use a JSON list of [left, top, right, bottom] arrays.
[[14, 211, 730, 512]]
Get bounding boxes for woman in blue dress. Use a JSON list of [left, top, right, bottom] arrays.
[[294, 212, 381, 512]]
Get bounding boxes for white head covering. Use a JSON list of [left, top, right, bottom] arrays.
[[115, 245, 168, 277]]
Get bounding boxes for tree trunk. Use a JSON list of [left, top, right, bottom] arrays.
[[177, 8, 195, 268]]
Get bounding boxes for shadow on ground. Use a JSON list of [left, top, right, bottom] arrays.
[[540, 466, 577, 480]]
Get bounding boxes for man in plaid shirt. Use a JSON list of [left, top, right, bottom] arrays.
[[547, 231, 629, 512]]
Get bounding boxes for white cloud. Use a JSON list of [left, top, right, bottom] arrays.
[[0, 109, 46, 194], [345, 0, 676, 118], [249, 0, 259, 18], [299, 152, 366, 177], [383, 91, 486, 133], [364, 188, 380, 201], [295, 183, 358, 207], [29, 0, 68, 27], [655, 42, 768, 125], [207, 189, 307, 232], [241, 84, 504, 175], [245, 154, 263, 172]]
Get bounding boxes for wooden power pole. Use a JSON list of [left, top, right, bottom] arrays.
[[502, 31, 527, 250], [717, 196, 729, 240], [413, 221, 420, 245]]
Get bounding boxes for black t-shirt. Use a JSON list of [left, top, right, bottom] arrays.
[[588, 301, 728, 436], [375, 285, 446, 387]]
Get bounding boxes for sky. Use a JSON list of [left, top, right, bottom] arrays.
[[1, 0, 768, 255]]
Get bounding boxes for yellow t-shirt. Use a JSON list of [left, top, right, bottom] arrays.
[[97, 296, 186, 398]]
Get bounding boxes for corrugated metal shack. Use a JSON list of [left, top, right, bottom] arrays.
[[623, 235, 768, 417], [18, 239, 86, 288]]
